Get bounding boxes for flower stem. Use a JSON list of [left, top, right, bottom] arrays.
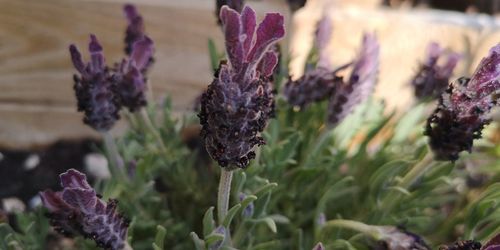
[[101, 131, 125, 178], [217, 169, 234, 225]]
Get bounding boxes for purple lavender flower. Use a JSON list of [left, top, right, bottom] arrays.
[[199, 6, 284, 169], [412, 42, 461, 100], [284, 15, 343, 109], [239, 193, 254, 217], [39, 169, 129, 250], [215, 0, 244, 25], [425, 44, 500, 161], [327, 32, 380, 126], [70, 35, 121, 132], [114, 37, 154, 111]]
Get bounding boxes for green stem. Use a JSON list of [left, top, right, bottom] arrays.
[[323, 219, 380, 239], [217, 169, 234, 225], [137, 108, 168, 154], [101, 131, 125, 178]]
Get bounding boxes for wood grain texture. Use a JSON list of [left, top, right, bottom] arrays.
[[0, 0, 287, 148]]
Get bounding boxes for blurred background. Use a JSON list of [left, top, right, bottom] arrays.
[[0, 0, 499, 213]]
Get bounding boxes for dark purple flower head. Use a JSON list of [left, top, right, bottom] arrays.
[[115, 37, 154, 111], [199, 6, 284, 170], [215, 0, 244, 25], [412, 42, 461, 100], [425, 44, 500, 161], [327, 32, 380, 126], [70, 35, 121, 132], [40, 169, 129, 250]]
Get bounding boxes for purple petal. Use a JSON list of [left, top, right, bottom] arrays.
[[315, 15, 332, 53], [484, 233, 500, 250], [124, 4, 140, 21], [131, 36, 154, 70], [62, 188, 97, 214], [259, 51, 278, 77], [60, 169, 92, 190], [88, 34, 105, 74], [69, 45, 86, 74], [247, 13, 285, 65], [467, 43, 500, 99], [315, 15, 333, 69], [220, 6, 244, 71], [438, 52, 461, 78], [39, 190, 71, 213], [240, 6, 256, 56], [426, 42, 443, 65]]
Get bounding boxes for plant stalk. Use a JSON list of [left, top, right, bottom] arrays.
[[217, 169, 234, 225], [101, 131, 125, 178], [124, 241, 133, 250]]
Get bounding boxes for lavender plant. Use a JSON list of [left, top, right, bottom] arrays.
[[1, 3, 500, 250]]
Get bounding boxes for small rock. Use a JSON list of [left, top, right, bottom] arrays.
[[84, 153, 110, 179], [2, 197, 26, 213]]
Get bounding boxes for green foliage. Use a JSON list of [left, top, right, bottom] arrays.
[[3, 56, 500, 250]]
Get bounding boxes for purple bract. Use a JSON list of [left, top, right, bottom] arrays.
[[115, 36, 154, 111], [198, 5, 284, 169], [425, 44, 500, 161], [40, 169, 129, 250], [327, 32, 380, 126]]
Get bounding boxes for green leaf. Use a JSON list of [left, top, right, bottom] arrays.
[[152, 225, 167, 250], [261, 217, 277, 233], [239, 195, 257, 217], [203, 207, 216, 237], [208, 38, 219, 72], [222, 204, 242, 228], [190, 232, 206, 250], [253, 182, 278, 198]]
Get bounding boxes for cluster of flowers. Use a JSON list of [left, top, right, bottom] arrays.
[[70, 4, 154, 132], [284, 15, 380, 127], [198, 5, 285, 170]]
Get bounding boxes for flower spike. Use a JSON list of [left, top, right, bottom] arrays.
[[70, 35, 121, 132], [199, 5, 284, 170], [40, 169, 129, 250]]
